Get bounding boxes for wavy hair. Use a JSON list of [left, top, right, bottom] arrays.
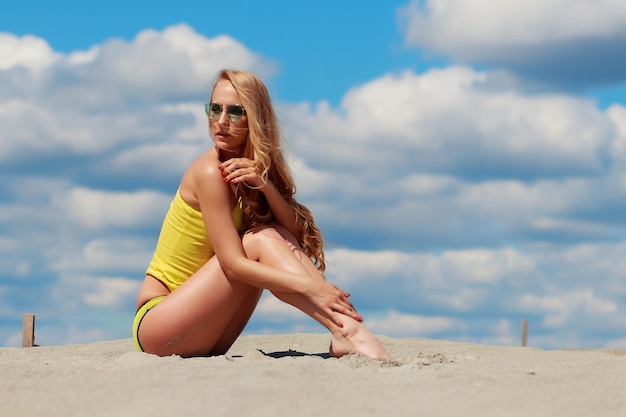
[[211, 69, 326, 272]]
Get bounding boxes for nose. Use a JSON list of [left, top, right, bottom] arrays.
[[217, 111, 230, 126]]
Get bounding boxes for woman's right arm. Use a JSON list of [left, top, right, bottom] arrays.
[[193, 157, 360, 324]]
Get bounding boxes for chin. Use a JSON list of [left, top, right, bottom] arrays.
[[216, 142, 244, 155]]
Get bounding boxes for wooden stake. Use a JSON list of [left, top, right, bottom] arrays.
[[520, 319, 528, 347], [22, 313, 35, 348]]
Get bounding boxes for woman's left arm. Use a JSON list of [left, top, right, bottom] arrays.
[[257, 179, 299, 235], [219, 158, 299, 237]]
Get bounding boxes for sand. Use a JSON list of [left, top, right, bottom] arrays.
[[2, 334, 625, 417]]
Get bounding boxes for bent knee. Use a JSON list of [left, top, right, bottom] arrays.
[[243, 224, 293, 243], [242, 224, 299, 258], [242, 225, 284, 251]]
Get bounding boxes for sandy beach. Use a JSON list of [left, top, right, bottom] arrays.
[[2, 333, 625, 417]]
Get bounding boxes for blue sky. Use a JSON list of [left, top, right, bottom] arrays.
[[1, 0, 626, 349]]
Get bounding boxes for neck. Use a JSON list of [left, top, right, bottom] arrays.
[[217, 147, 243, 162]]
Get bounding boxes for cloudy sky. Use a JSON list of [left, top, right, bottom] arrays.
[[1, 0, 625, 349]]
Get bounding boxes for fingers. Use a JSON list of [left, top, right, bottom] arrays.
[[329, 304, 362, 328], [219, 159, 253, 175], [218, 159, 263, 187], [339, 304, 363, 322], [218, 157, 252, 172], [312, 282, 363, 327], [332, 286, 363, 323]]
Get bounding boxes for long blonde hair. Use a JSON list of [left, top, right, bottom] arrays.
[[211, 69, 326, 272]]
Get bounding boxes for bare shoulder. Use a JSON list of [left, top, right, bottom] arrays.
[[191, 149, 221, 177], [180, 148, 223, 206]]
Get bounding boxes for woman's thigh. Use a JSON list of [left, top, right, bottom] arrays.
[[137, 256, 257, 357]]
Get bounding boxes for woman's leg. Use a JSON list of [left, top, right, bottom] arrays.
[[210, 287, 263, 355], [242, 224, 390, 360], [137, 258, 262, 357], [138, 223, 388, 359]]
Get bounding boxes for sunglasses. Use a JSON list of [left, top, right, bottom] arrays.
[[204, 102, 246, 122]]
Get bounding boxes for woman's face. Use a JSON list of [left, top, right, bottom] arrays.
[[209, 79, 249, 155]]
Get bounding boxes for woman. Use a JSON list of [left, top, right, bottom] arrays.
[[133, 69, 389, 359]]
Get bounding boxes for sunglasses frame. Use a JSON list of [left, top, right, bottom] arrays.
[[205, 102, 246, 122]]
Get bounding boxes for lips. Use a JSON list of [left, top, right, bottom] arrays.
[[215, 130, 229, 139]]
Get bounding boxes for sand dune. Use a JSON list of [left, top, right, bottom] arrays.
[[2, 334, 625, 417]]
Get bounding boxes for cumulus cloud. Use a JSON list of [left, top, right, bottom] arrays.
[[287, 68, 613, 181], [322, 244, 626, 348], [82, 277, 141, 308], [274, 234, 626, 348], [52, 187, 172, 230], [0, 24, 274, 106], [365, 311, 465, 338], [0, 25, 275, 184], [51, 237, 155, 274], [519, 290, 618, 328], [284, 68, 623, 249], [0, 32, 59, 70], [1, 22, 625, 349], [398, 0, 626, 88], [0, 25, 282, 347], [325, 246, 539, 314]]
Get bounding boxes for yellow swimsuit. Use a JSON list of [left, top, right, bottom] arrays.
[[133, 189, 244, 352], [146, 188, 244, 291]]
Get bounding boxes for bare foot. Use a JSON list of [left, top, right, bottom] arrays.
[[328, 316, 390, 360]]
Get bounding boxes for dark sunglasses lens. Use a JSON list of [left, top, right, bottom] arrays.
[[209, 103, 221, 118], [227, 105, 244, 119]]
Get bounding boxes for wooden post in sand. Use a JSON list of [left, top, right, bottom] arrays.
[[520, 319, 528, 347], [22, 313, 36, 348]]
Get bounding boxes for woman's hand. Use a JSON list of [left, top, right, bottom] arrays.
[[307, 280, 363, 328], [221, 156, 300, 245], [219, 158, 266, 189]]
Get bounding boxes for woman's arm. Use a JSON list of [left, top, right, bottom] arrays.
[[257, 179, 299, 236], [178, 149, 364, 326], [191, 157, 359, 325], [219, 158, 299, 237], [195, 160, 300, 291]]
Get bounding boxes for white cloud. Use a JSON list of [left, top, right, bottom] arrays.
[[325, 246, 538, 313], [281, 68, 623, 248], [365, 310, 465, 338], [3, 35, 622, 254], [51, 238, 155, 274], [0, 25, 275, 164], [288, 68, 612, 177], [0, 24, 273, 102], [107, 141, 206, 180], [438, 247, 535, 284], [254, 293, 309, 321], [0, 99, 165, 159], [52, 187, 171, 230], [400, 0, 626, 47], [320, 243, 626, 348], [1, 22, 625, 350], [519, 290, 619, 328], [0, 32, 59, 70], [398, 0, 626, 87], [83, 277, 141, 308], [325, 248, 416, 286]]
